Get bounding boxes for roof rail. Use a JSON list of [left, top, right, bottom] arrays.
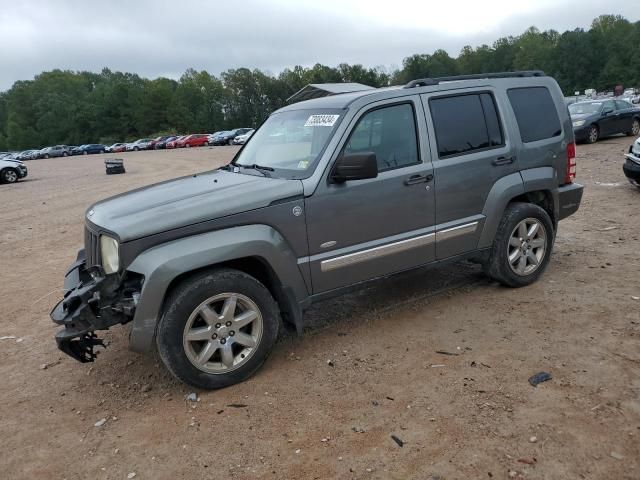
[[403, 70, 546, 89]]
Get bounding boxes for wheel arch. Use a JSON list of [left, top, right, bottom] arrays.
[[477, 168, 558, 249], [126, 225, 308, 353]]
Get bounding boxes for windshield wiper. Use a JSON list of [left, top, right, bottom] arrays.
[[239, 164, 274, 177]]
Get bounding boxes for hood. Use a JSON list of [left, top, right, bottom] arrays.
[[88, 169, 303, 242]]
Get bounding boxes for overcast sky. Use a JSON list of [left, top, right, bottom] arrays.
[[0, 0, 637, 91]]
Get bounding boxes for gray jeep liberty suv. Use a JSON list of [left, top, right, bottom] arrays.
[[51, 71, 584, 389]]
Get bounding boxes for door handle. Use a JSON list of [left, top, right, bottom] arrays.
[[404, 174, 433, 185], [492, 156, 515, 166]]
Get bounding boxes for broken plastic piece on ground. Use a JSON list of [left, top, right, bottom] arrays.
[[528, 371, 552, 387]]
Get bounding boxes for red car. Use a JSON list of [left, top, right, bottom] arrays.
[[181, 134, 211, 148], [166, 135, 186, 149]]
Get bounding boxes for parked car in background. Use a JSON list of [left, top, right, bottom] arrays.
[[153, 136, 177, 149], [39, 145, 71, 158], [72, 144, 107, 155], [16, 149, 39, 161], [126, 139, 153, 151], [166, 136, 187, 149], [0, 156, 28, 184], [212, 128, 253, 145], [569, 99, 640, 143], [154, 136, 177, 149], [106, 143, 127, 153], [233, 129, 255, 145], [624, 137, 640, 188], [180, 134, 211, 148], [206, 131, 225, 145], [149, 135, 175, 150]]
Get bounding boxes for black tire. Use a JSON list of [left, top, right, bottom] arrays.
[[134, 146, 139, 151], [627, 118, 640, 136], [587, 124, 599, 144], [227, 138, 234, 145], [62, 151, 68, 157], [44, 154, 50, 159], [1, 168, 19, 184], [83, 151, 88, 155], [483, 202, 554, 288], [204, 141, 209, 146], [156, 268, 281, 390]]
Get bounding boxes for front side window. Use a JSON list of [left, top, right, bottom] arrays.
[[508, 87, 562, 143], [429, 93, 504, 158], [233, 108, 343, 178], [343, 103, 419, 172]]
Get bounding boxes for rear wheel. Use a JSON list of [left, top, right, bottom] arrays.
[[134, 146, 140, 151], [627, 119, 640, 136], [587, 125, 599, 144], [83, 151, 88, 155], [204, 141, 209, 146], [483, 203, 554, 288], [157, 268, 280, 389], [62, 151, 68, 157], [1, 168, 18, 184], [227, 139, 234, 145], [44, 154, 50, 159]]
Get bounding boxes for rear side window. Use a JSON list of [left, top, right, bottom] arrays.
[[508, 87, 561, 143], [429, 93, 504, 158]]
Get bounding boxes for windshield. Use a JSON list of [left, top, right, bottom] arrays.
[[569, 102, 602, 115], [233, 109, 343, 178]]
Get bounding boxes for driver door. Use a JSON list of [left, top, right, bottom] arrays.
[[305, 98, 436, 293]]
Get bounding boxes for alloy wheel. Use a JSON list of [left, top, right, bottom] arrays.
[[507, 218, 547, 276], [588, 126, 598, 143], [4, 170, 18, 183], [632, 120, 640, 136], [182, 293, 263, 374]]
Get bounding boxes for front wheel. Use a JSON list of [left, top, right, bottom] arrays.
[[157, 268, 280, 389], [227, 139, 234, 145], [483, 203, 554, 288], [204, 141, 209, 146], [1, 168, 18, 184], [62, 152, 68, 157], [627, 119, 640, 136], [587, 125, 599, 144], [134, 146, 139, 151]]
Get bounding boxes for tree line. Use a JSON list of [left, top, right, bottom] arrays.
[[0, 14, 638, 151]]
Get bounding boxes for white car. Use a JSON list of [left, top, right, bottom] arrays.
[[126, 139, 153, 151], [233, 129, 255, 145], [0, 157, 28, 184]]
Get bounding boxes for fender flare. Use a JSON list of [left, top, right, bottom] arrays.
[[477, 168, 559, 249], [125, 224, 308, 353]]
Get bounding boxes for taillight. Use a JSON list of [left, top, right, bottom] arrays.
[[565, 142, 576, 184]]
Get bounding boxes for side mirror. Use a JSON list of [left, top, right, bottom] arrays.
[[603, 108, 614, 115], [331, 152, 378, 183]]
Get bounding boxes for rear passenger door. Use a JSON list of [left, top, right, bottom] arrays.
[[421, 90, 518, 259]]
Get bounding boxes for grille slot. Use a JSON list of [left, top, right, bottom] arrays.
[[85, 227, 101, 267]]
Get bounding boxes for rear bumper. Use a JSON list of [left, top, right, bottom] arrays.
[[50, 251, 137, 362], [557, 182, 584, 220]]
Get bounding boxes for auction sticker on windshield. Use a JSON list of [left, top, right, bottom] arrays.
[[304, 114, 340, 127]]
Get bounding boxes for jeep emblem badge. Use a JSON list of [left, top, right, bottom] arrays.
[[292, 205, 303, 217]]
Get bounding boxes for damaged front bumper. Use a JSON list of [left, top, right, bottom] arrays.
[[50, 250, 139, 362]]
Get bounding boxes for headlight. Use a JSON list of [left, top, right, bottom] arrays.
[[572, 120, 586, 127], [100, 235, 120, 274]]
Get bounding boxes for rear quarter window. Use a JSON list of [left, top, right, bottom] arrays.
[[507, 87, 562, 143]]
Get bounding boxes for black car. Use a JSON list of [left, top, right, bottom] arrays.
[[212, 128, 253, 146], [570, 99, 640, 144], [72, 144, 106, 155]]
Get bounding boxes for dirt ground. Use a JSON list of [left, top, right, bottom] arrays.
[[1, 139, 639, 480]]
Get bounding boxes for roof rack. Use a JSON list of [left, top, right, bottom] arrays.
[[403, 70, 546, 89]]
